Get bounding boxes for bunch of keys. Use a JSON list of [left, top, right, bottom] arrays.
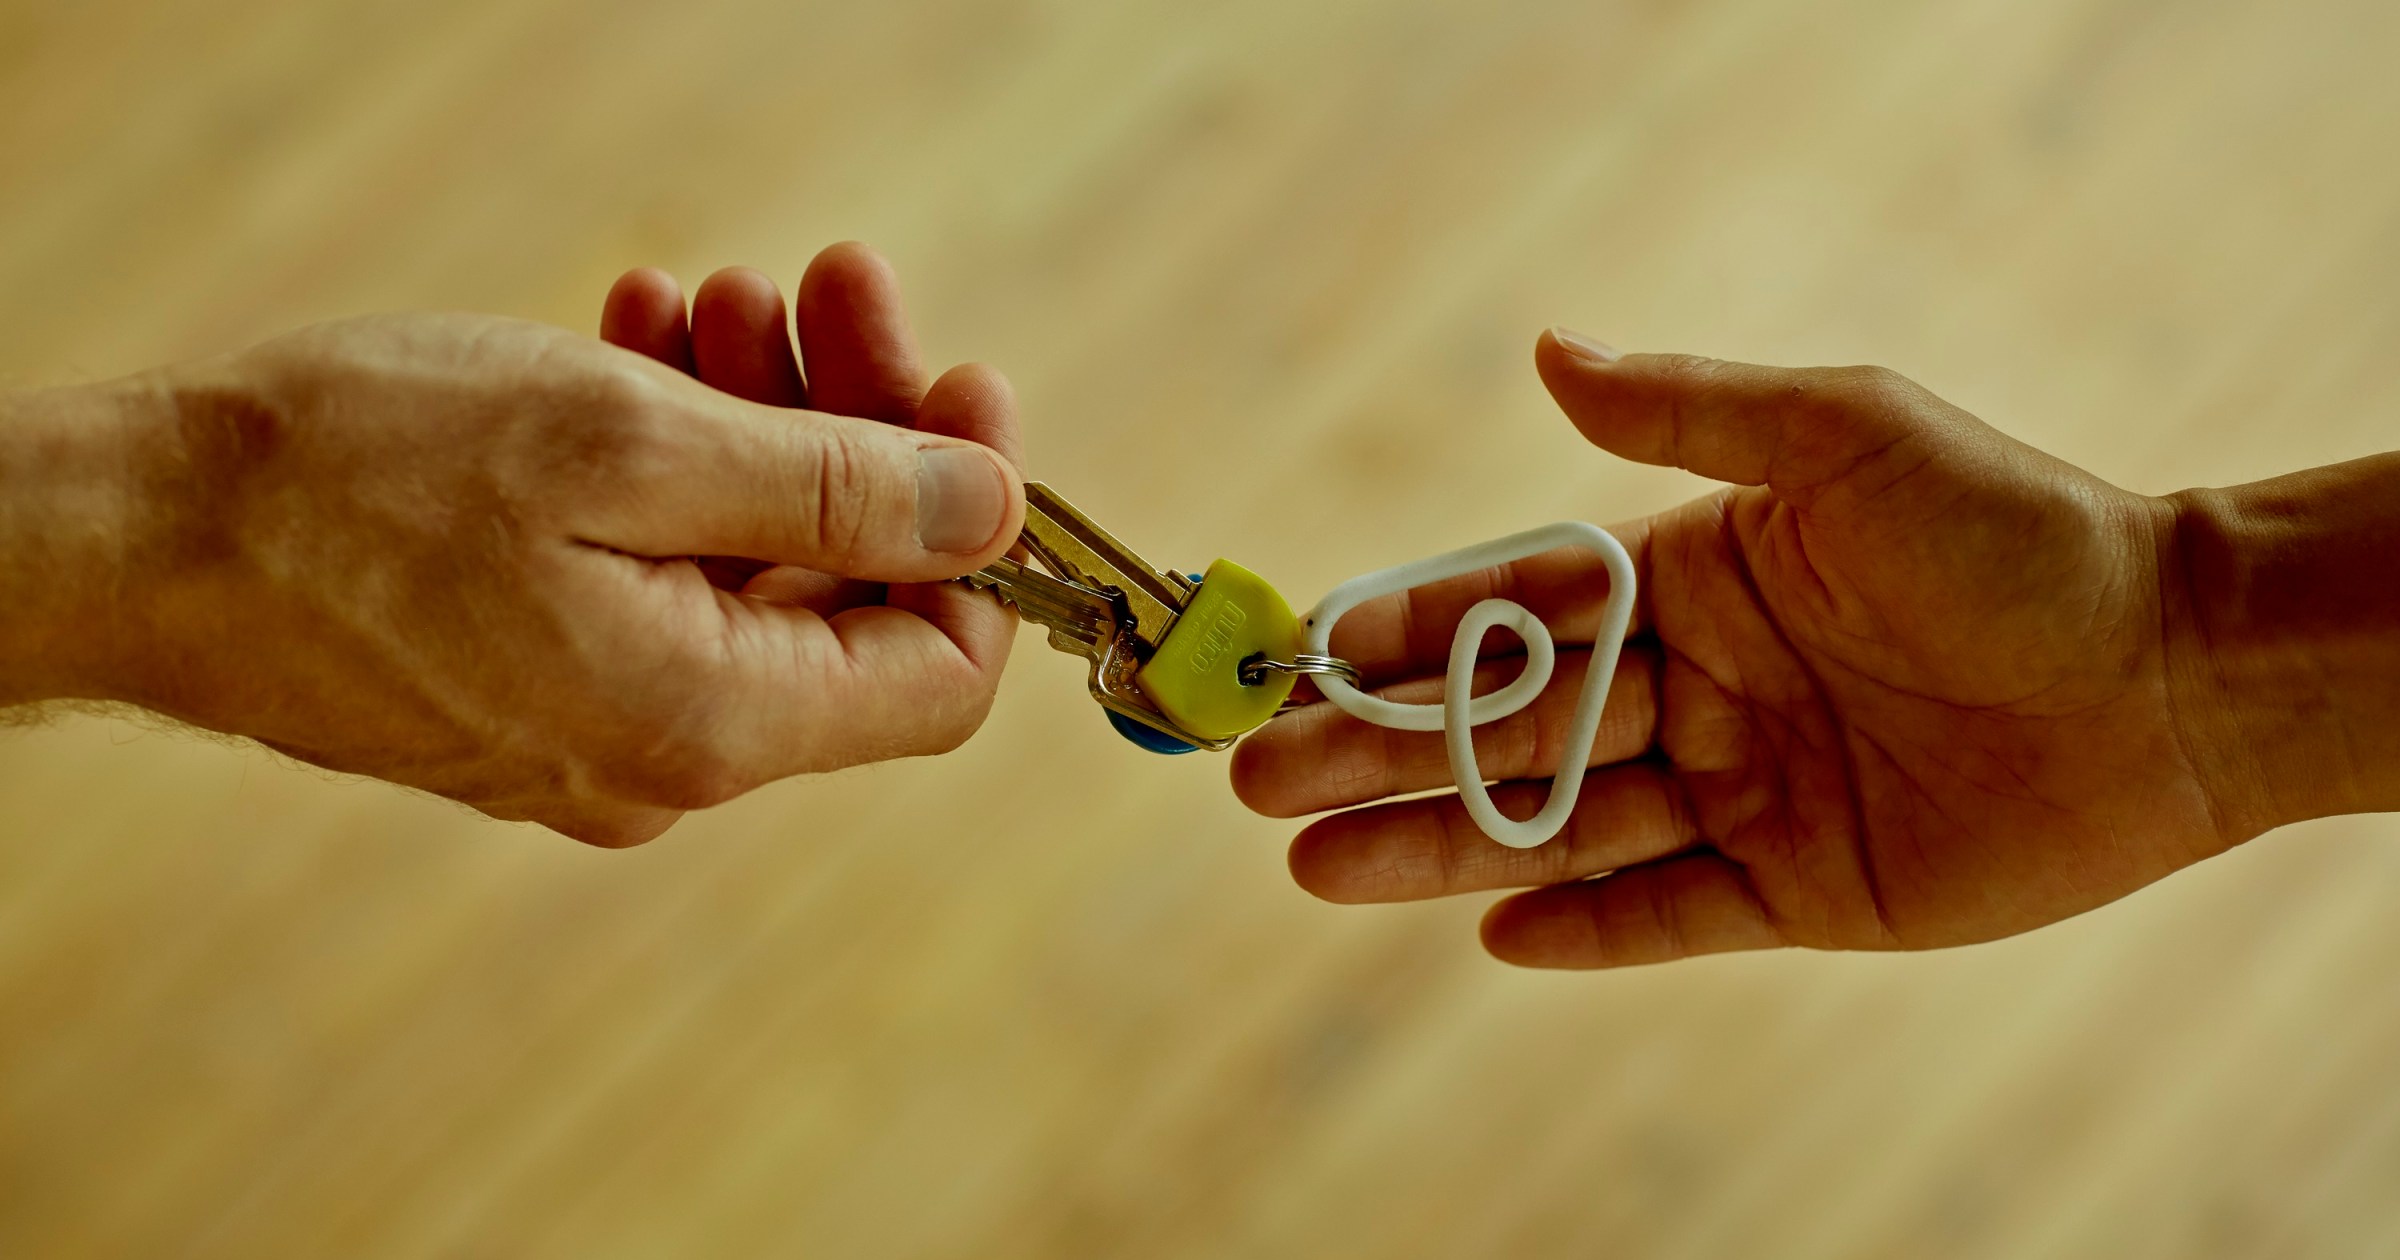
[[960, 484, 1637, 847], [957, 483, 1359, 753]]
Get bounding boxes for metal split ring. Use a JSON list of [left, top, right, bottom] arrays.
[[1239, 653, 1363, 689]]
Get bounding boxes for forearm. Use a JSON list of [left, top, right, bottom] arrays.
[[0, 378, 170, 710], [2163, 452, 2400, 840]]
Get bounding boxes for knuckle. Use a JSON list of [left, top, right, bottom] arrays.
[[552, 363, 678, 478], [588, 369, 674, 452], [1647, 353, 1722, 386], [1817, 364, 1923, 416], [800, 426, 873, 561], [1496, 703, 1545, 779], [1643, 872, 1690, 958]]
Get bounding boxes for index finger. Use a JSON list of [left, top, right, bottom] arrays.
[[694, 593, 1014, 785], [745, 366, 1025, 771]]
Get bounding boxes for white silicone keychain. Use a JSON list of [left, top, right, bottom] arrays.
[[1301, 523, 1637, 849]]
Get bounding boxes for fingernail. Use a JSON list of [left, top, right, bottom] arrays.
[[916, 446, 1009, 553], [1549, 327, 1621, 364]]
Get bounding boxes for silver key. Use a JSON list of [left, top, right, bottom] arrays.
[[960, 555, 1117, 657], [1016, 483, 1190, 649]]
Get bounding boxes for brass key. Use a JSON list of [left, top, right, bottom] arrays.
[[960, 482, 1232, 753], [1015, 484, 1196, 648]]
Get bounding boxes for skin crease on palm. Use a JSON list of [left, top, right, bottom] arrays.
[[1230, 331, 2394, 971]]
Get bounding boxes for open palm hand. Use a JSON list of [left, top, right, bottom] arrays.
[[1235, 335, 2235, 968]]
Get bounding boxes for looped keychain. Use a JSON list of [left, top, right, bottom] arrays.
[[956, 483, 1635, 849], [1301, 523, 1637, 849]]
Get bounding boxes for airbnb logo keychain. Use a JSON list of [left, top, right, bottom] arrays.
[[961, 484, 1635, 848]]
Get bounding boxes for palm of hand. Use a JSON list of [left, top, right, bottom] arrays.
[[1648, 465, 2217, 952], [1236, 346, 2232, 968]]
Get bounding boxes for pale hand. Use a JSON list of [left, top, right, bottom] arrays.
[[0, 243, 1024, 846]]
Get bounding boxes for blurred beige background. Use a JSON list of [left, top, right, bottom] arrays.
[[6, 0, 2400, 1255]]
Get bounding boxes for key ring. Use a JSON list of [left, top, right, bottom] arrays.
[[1238, 653, 1363, 689]]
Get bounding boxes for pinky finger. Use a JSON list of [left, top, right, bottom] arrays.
[[1479, 853, 1786, 969]]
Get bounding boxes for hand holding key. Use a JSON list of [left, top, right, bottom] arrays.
[[1233, 331, 2260, 970], [599, 244, 1026, 611], [0, 242, 1024, 847], [961, 486, 1309, 754]]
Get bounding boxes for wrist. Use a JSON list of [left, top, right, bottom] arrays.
[[0, 374, 184, 709], [2157, 457, 2400, 840]]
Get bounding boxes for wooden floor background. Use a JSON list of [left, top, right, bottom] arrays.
[[6, 0, 2400, 1255]]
